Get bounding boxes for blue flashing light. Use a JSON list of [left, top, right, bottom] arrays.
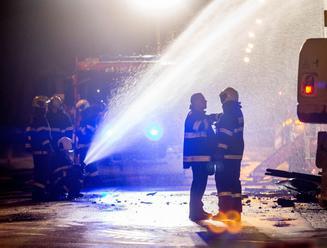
[[145, 124, 163, 141]]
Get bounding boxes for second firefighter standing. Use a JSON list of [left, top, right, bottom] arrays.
[[213, 87, 244, 221], [25, 96, 53, 201], [183, 93, 216, 221]]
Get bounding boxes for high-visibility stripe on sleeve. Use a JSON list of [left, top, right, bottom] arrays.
[[193, 121, 202, 131], [33, 182, 46, 189], [218, 192, 232, 197], [183, 156, 211, 162], [219, 128, 233, 136], [33, 151, 48, 155], [42, 139, 50, 146], [53, 166, 71, 174], [86, 171, 98, 177], [231, 193, 242, 198], [234, 127, 244, 133], [36, 127, 51, 132], [65, 127, 74, 131], [224, 155, 242, 160], [51, 128, 61, 132], [203, 119, 209, 129], [86, 125, 96, 132], [184, 131, 207, 139], [78, 143, 90, 149], [218, 143, 228, 149], [25, 143, 32, 148]]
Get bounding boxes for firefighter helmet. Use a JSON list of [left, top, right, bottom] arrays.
[[32, 96, 49, 109], [219, 87, 239, 104], [190, 93, 206, 110], [49, 95, 63, 109], [58, 137, 73, 152], [75, 99, 90, 112]]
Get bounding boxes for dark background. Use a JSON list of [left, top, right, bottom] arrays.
[[0, 0, 209, 128]]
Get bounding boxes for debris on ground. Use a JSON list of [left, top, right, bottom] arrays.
[[146, 192, 157, 196], [265, 169, 321, 204], [277, 198, 295, 207], [273, 221, 291, 227]]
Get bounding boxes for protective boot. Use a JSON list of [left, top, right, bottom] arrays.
[[189, 209, 212, 222]]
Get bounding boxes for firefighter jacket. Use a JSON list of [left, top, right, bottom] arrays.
[[214, 101, 244, 161], [25, 113, 53, 155], [50, 150, 83, 199], [183, 110, 215, 169], [76, 108, 97, 151], [46, 111, 73, 150]]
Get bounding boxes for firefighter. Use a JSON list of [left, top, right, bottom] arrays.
[[25, 96, 53, 201], [50, 137, 83, 200], [183, 93, 216, 221], [213, 87, 244, 221], [75, 99, 98, 181], [46, 95, 73, 150]]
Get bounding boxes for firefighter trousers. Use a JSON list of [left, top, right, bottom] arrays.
[[215, 159, 242, 213], [32, 154, 51, 200], [189, 163, 209, 218]]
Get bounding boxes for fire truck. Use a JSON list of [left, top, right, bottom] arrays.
[[253, 39, 327, 181], [297, 38, 327, 204]]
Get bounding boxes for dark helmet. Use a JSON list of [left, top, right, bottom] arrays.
[[57, 136, 73, 152], [190, 93, 205, 105], [32, 96, 49, 109], [219, 87, 239, 104], [189, 93, 206, 110], [75, 99, 90, 112], [49, 95, 63, 110]]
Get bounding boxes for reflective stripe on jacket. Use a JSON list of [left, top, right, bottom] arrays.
[[46, 111, 73, 149], [214, 101, 244, 161], [25, 114, 53, 153], [183, 110, 215, 169]]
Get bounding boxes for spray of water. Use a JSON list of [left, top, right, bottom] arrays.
[[85, 0, 323, 165]]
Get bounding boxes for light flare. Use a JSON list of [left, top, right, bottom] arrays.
[[85, 0, 262, 164]]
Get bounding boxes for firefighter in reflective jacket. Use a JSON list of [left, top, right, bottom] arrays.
[[46, 95, 73, 150], [76, 99, 98, 180], [183, 93, 215, 221], [213, 87, 244, 220], [25, 96, 53, 201], [50, 137, 83, 200]]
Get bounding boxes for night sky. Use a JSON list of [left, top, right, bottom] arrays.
[[1, 0, 208, 127]]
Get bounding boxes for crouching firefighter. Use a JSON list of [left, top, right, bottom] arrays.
[[25, 96, 53, 201], [50, 137, 83, 200], [213, 87, 244, 221], [183, 93, 216, 222]]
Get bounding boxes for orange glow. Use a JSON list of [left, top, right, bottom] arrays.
[[226, 210, 241, 222], [206, 221, 228, 234], [305, 85, 313, 94], [226, 221, 242, 234], [207, 211, 242, 234]]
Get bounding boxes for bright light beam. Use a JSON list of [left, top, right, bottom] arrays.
[[85, 0, 264, 165], [128, 0, 186, 12]]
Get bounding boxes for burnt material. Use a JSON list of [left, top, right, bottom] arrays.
[[265, 169, 321, 183], [265, 168, 321, 203]]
